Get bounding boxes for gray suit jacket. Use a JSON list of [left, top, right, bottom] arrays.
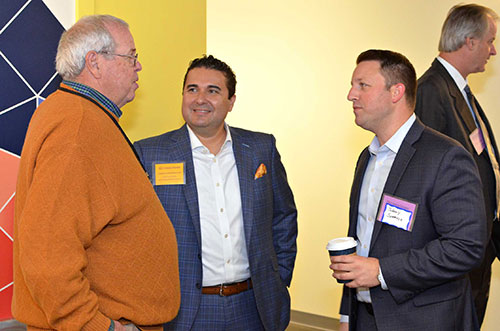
[[340, 119, 486, 330], [134, 125, 297, 331]]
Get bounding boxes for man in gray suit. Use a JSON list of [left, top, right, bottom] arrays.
[[331, 49, 486, 330], [415, 4, 499, 325]]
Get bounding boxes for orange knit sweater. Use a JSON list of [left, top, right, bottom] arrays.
[[12, 85, 180, 330]]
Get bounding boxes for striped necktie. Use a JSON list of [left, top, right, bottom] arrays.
[[464, 84, 500, 220]]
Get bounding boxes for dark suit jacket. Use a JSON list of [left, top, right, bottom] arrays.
[[134, 125, 297, 331], [340, 119, 486, 330], [416, 59, 499, 239]]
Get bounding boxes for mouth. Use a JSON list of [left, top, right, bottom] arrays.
[[193, 108, 211, 114]]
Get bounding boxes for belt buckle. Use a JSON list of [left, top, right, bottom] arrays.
[[219, 284, 225, 297]]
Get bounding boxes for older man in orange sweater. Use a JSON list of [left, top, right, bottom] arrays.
[[12, 15, 180, 330]]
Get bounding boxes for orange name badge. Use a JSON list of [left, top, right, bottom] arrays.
[[154, 162, 185, 185]]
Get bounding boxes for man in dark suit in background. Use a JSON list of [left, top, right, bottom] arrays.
[[415, 4, 499, 325], [331, 49, 486, 330], [134, 55, 297, 331]]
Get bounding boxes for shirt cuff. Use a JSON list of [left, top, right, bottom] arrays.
[[378, 266, 388, 290], [340, 314, 349, 323]]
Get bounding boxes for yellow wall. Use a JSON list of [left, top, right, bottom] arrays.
[[206, 0, 500, 329], [76, 0, 206, 141]]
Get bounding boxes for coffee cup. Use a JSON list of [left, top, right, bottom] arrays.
[[327, 237, 357, 283]]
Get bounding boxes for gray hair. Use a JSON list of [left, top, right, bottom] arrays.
[[439, 4, 498, 52], [55, 15, 129, 80]]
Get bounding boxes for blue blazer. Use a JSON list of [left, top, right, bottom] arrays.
[[340, 119, 486, 330], [134, 125, 298, 331]]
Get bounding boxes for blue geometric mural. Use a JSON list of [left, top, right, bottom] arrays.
[[0, 0, 64, 156], [0, 0, 65, 321]]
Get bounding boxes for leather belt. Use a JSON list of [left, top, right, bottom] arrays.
[[358, 301, 374, 315], [202, 279, 252, 296]]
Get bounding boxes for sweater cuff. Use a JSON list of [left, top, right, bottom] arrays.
[[82, 311, 112, 331]]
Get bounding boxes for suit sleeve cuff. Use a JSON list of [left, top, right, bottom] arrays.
[[340, 314, 349, 323]]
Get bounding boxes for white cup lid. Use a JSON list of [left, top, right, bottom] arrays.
[[326, 237, 357, 250]]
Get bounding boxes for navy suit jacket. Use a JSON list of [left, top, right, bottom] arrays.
[[134, 125, 297, 331], [340, 119, 486, 330]]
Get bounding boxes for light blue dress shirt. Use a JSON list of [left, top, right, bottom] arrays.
[[356, 114, 416, 303]]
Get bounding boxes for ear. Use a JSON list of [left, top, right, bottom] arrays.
[[228, 94, 236, 112], [391, 83, 406, 103], [465, 37, 476, 51], [84, 51, 102, 79]]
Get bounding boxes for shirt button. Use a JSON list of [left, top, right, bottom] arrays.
[[224, 234, 228, 238], [196, 283, 201, 289], [370, 188, 375, 193], [213, 159, 217, 163], [216, 182, 220, 187], [220, 208, 224, 213], [227, 259, 230, 264], [363, 244, 367, 249]]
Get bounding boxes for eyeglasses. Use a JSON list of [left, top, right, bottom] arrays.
[[99, 51, 139, 66]]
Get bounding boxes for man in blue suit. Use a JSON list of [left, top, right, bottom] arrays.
[[331, 50, 486, 330], [134, 55, 297, 330]]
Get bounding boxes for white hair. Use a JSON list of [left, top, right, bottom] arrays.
[[439, 4, 498, 52], [55, 15, 129, 80]]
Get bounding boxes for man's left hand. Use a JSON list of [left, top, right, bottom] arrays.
[[330, 255, 380, 288]]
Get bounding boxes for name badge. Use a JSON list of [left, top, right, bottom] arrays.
[[469, 128, 485, 155], [154, 162, 185, 185], [377, 194, 418, 232]]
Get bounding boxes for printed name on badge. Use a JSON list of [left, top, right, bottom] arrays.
[[154, 162, 185, 185], [377, 194, 418, 232]]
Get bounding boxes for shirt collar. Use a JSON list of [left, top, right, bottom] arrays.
[[62, 80, 123, 118], [187, 123, 233, 152], [369, 114, 416, 155], [436, 56, 468, 92]]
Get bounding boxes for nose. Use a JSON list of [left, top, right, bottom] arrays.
[[195, 91, 207, 104], [491, 44, 497, 56], [135, 59, 142, 71], [347, 87, 357, 101]]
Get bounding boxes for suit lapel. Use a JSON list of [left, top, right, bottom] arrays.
[[350, 148, 370, 239], [230, 127, 255, 244], [369, 120, 423, 250], [168, 125, 202, 247], [433, 60, 477, 134], [475, 100, 500, 161]]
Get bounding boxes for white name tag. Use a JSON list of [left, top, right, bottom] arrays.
[[377, 194, 418, 232]]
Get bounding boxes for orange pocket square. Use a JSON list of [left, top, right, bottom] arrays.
[[254, 163, 267, 179]]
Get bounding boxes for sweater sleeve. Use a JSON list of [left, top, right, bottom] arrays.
[[17, 143, 116, 330]]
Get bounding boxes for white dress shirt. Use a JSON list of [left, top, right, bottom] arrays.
[[188, 125, 251, 286]]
